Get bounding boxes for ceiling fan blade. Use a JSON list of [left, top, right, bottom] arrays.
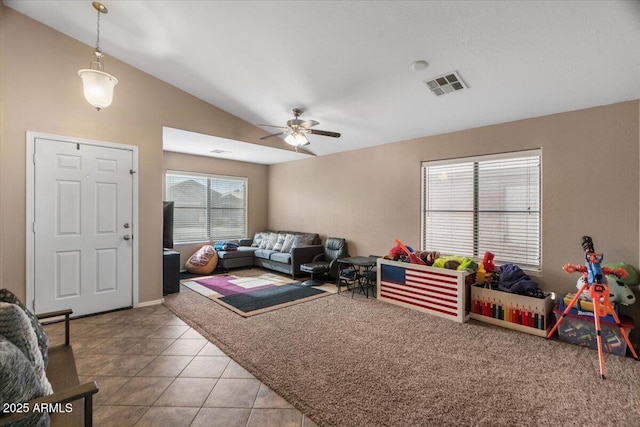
[[308, 129, 341, 138], [299, 120, 319, 129], [260, 132, 286, 140], [257, 124, 288, 129], [295, 145, 316, 157]]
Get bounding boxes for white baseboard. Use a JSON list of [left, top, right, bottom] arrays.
[[136, 298, 164, 308]]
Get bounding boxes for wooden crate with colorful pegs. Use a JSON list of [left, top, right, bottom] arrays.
[[469, 284, 555, 337]]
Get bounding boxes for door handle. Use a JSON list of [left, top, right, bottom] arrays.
[[123, 235, 131, 241]]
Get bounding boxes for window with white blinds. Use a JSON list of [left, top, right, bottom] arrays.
[[165, 171, 247, 242], [421, 150, 541, 270]]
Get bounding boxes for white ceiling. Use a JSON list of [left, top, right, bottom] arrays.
[[5, 1, 640, 163], [162, 127, 312, 165]]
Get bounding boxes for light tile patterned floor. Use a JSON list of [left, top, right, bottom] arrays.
[[42, 304, 318, 427]]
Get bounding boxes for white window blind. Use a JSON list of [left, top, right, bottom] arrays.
[[165, 171, 247, 242], [422, 150, 541, 270]]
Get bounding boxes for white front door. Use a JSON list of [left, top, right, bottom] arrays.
[[33, 137, 134, 316]]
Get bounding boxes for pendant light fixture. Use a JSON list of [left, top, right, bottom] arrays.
[[78, 2, 118, 111]]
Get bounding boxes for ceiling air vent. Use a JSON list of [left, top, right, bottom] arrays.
[[423, 71, 467, 96]]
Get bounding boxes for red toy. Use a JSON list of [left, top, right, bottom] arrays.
[[388, 245, 406, 260], [482, 251, 496, 273], [394, 239, 426, 265]]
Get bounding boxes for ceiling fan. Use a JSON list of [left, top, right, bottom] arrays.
[[258, 108, 340, 155]]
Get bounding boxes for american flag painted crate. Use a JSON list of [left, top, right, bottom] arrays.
[[377, 259, 472, 323]]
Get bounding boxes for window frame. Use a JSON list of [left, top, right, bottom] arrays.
[[421, 149, 541, 271], [165, 170, 248, 243]]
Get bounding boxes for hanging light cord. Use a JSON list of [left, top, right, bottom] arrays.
[[96, 7, 101, 54], [91, 5, 105, 71]]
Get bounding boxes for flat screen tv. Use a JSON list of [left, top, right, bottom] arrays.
[[163, 201, 174, 249]]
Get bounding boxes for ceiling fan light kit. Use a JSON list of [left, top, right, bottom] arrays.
[[258, 108, 340, 154], [284, 132, 310, 147]]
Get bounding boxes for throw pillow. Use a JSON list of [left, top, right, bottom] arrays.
[[0, 289, 48, 368], [259, 231, 274, 249], [291, 234, 315, 251], [280, 234, 296, 253], [272, 234, 286, 252], [185, 245, 218, 275], [251, 232, 265, 248], [0, 302, 53, 396], [265, 232, 279, 250], [0, 338, 50, 427]]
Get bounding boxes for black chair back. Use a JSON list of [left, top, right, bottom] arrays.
[[325, 237, 348, 278], [325, 237, 348, 260]]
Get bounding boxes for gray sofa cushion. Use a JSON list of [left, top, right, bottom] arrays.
[[272, 233, 287, 251], [277, 231, 319, 244], [251, 232, 267, 247], [264, 232, 279, 250], [218, 247, 257, 260], [291, 233, 316, 249], [270, 252, 292, 264], [254, 249, 278, 260], [280, 234, 296, 253]]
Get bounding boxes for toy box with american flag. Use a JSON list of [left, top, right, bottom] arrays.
[[377, 258, 472, 323]]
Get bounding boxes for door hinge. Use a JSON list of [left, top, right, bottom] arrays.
[[32, 222, 36, 233], [130, 169, 136, 175], [33, 153, 36, 164]]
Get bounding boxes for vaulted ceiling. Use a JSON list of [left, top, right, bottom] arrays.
[[5, 1, 640, 162]]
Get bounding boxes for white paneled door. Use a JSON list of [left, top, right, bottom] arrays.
[[33, 138, 134, 316]]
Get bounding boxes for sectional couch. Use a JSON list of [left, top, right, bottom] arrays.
[[216, 231, 324, 279]]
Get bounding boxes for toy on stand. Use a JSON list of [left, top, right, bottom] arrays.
[[547, 236, 639, 379]]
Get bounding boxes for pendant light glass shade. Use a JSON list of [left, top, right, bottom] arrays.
[[79, 2, 117, 111], [78, 69, 118, 111]]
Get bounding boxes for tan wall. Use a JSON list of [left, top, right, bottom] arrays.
[[3, 6, 640, 342], [269, 100, 640, 343], [162, 151, 269, 267], [0, 6, 269, 303], [269, 101, 640, 296]]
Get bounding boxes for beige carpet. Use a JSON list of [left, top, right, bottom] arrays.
[[164, 285, 640, 427]]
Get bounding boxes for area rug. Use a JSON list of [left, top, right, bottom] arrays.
[[182, 272, 329, 317], [164, 287, 640, 427]]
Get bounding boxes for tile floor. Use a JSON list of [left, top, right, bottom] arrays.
[[42, 304, 318, 427]]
